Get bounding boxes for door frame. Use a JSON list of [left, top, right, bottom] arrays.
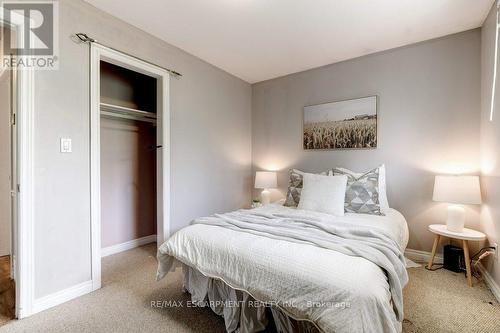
[[89, 44, 170, 290], [0, 9, 36, 319]]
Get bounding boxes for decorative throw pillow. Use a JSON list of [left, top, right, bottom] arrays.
[[284, 169, 328, 207], [297, 173, 347, 216], [332, 165, 390, 212], [333, 167, 383, 215]]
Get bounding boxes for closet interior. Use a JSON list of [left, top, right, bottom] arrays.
[[99, 60, 158, 254]]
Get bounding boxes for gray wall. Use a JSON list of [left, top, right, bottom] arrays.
[[33, 0, 252, 299], [0, 67, 11, 257], [480, 3, 500, 287], [252, 29, 482, 254]]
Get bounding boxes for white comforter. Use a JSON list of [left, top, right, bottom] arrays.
[[157, 204, 409, 333]]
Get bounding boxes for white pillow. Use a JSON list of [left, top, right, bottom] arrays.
[[378, 165, 389, 210], [298, 173, 347, 216], [333, 164, 390, 212]]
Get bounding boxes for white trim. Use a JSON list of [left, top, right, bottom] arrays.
[[32, 280, 93, 315], [491, 2, 500, 121], [15, 55, 35, 319], [405, 248, 500, 303], [405, 248, 443, 264], [1, 10, 36, 319], [101, 235, 157, 257], [90, 44, 171, 292], [90, 44, 102, 292], [477, 263, 500, 303]]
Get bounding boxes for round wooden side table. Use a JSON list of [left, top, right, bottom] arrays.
[[427, 224, 486, 287]]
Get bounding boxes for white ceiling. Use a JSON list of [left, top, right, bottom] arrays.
[[85, 0, 494, 83]]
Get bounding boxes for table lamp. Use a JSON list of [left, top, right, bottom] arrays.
[[255, 171, 277, 205], [432, 175, 481, 232]]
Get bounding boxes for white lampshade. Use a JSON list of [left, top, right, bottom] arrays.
[[255, 171, 277, 189], [432, 175, 482, 205]]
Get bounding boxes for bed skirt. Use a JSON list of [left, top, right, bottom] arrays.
[[182, 264, 319, 333]]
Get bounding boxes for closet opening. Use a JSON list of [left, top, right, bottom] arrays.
[[90, 44, 170, 290], [99, 61, 158, 257]]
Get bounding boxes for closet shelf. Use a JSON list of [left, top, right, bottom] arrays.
[[100, 102, 157, 124]]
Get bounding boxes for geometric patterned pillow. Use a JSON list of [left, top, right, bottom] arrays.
[[332, 167, 383, 215], [283, 169, 328, 207]]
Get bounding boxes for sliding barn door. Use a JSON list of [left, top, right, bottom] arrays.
[[156, 75, 170, 246]]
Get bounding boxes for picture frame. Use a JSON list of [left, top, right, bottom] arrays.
[[303, 95, 378, 150]]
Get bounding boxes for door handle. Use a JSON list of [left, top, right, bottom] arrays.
[[147, 145, 163, 151]]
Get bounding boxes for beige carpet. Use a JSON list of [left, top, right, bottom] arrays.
[[402, 263, 500, 332], [0, 244, 499, 333]]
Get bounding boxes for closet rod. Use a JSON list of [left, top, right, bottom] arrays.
[[100, 103, 157, 124], [101, 111, 157, 124], [75, 33, 182, 77]]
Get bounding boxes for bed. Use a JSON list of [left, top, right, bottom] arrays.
[[157, 201, 409, 333]]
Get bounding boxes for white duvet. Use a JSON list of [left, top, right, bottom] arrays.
[[157, 204, 409, 333]]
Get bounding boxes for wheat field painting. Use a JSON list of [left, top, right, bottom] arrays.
[[303, 96, 377, 150]]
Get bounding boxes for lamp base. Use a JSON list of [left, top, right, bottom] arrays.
[[446, 204, 465, 233], [261, 189, 271, 205]]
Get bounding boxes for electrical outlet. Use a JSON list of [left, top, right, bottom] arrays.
[[60, 138, 72, 153]]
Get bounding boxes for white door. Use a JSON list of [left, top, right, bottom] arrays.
[[0, 34, 14, 271], [156, 78, 170, 246], [10, 65, 17, 279]]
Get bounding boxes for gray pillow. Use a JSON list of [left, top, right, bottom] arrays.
[[332, 167, 383, 215], [284, 169, 328, 207]]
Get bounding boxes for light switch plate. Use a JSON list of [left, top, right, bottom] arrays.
[[60, 138, 72, 153]]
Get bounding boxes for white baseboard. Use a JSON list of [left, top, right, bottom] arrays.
[[30, 234, 158, 315], [405, 248, 443, 264], [405, 248, 500, 303], [477, 263, 500, 303], [101, 234, 157, 257], [32, 280, 93, 314]]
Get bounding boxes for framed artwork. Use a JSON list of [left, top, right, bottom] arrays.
[[303, 95, 378, 150]]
